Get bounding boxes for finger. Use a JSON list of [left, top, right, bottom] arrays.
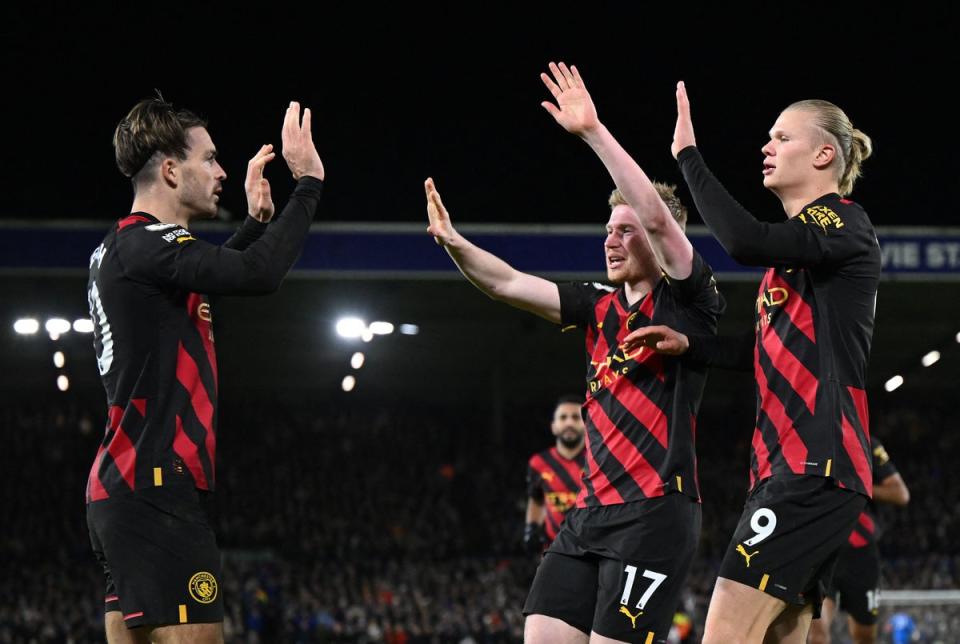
[[424, 177, 435, 198], [548, 62, 568, 91], [540, 72, 562, 100], [283, 101, 299, 141], [570, 65, 586, 89], [558, 62, 576, 88], [541, 101, 561, 120], [301, 107, 312, 139], [676, 81, 691, 119]]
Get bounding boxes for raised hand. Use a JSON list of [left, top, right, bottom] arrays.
[[244, 144, 276, 222], [281, 101, 324, 181], [540, 62, 600, 137], [672, 81, 697, 159], [424, 178, 456, 246]]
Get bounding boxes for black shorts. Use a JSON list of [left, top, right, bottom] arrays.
[[827, 542, 881, 625], [87, 485, 224, 629], [718, 475, 866, 609], [524, 493, 701, 643]]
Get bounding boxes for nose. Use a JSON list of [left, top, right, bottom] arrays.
[[604, 230, 619, 247], [215, 162, 227, 181], [761, 139, 775, 158]]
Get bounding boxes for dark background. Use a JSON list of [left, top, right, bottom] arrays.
[[3, 5, 955, 227]]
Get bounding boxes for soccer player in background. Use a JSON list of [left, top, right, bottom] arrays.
[[524, 395, 586, 554], [86, 97, 325, 643], [426, 62, 722, 644], [624, 83, 880, 643], [808, 436, 910, 644]]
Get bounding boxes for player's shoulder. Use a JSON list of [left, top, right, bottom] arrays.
[[528, 447, 554, 467], [798, 194, 871, 233], [116, 214, 196, 248]]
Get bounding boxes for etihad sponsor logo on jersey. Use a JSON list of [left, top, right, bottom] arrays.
[[756, 286, 790, 331], [798, 204, 844, 231], [545, 491, 577, 513], [161, 228, 195, 244], [588, 345, 645, 393]]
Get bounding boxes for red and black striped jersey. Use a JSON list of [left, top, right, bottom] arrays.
[[678, 147, 881, 498], [526, 446, 586, 541], [558, 250, 723, 507], [847, 437, 898, 548], [85, 178, 322, 503]]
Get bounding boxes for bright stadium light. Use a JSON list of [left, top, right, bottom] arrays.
[[361, 329, 374, 343], [73, 319, 94, 333], [351, 352, 365, 369], [14, 318, 40, 335], [956, 331, 960, 343], [884, 375, 904, 392], [336, 317, 366, 339], [370, 321, 395, 335], [53, 351, 65, 368], [400, 324, 419, 336], [922, 351, 941, 368], [341, 375, 356, 392], [57, 375, 70, 392], [46, 318, 71, 340]]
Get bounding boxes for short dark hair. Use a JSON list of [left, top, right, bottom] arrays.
[[113, 94, 207, 185], [554, 394, 584, 410]]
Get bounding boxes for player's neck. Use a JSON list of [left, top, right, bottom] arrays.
[[130, 192, 193, 229], [556, 441, 584, 460], [623, 275, 658, 306], [777, 181, 840, 219]]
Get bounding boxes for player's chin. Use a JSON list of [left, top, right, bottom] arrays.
[[606, 267, 625, 284]]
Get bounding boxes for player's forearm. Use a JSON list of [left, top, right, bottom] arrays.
[[526, 498, 546, 524], [677, 146, 782, 266], [685, 330, 754, 371], [223, 216, 268, 251], [582, 125, 694, 278], [443, 233, 560, 321], [179, 177, 322, 295], [873, 475, 910, 506]]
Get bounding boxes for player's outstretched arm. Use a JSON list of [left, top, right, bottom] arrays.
[[425, 178, 561, 323], [540, 61, 693, 280]]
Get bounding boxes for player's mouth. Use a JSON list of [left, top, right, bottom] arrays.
[[762, 161, 776, 176], [607, 254, 625, 269]]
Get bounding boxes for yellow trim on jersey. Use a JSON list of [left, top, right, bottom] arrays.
[[153, 468, 163, 487], [645, 632, 654, 644], [676, 476, 682, 492], [825, 459, 833, 477], [759, 574, 770, 592], [179, 604, 187, 623]]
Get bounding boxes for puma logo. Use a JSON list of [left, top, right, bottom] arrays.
[[736, 544, 759, 567], [619, 606, 642, 630]]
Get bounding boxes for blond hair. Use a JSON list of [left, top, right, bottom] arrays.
[[608, 183, 687, 230], [787, 99, 873, 196]]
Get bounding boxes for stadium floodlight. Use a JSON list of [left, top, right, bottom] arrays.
[[57, 375, 70, 392], [956, 331, 960, 343], [399, 324, 419, 336], [14, 318, 40, 335], [361, 330, 374, 343], [370, 321, 395, 335], [53, 351, 65, 368], [73, 319, 94, 333], [884, 375, 904, 392], [342, 375, 356, 392], [351, 352, 365, 369], [336, 317, 366, 339], [46, 318, 71, 340], [922, 351, 941, 368]]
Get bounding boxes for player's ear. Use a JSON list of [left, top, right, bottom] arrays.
[[813, 143, 836, 171], [160, 157, 179, 188]]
